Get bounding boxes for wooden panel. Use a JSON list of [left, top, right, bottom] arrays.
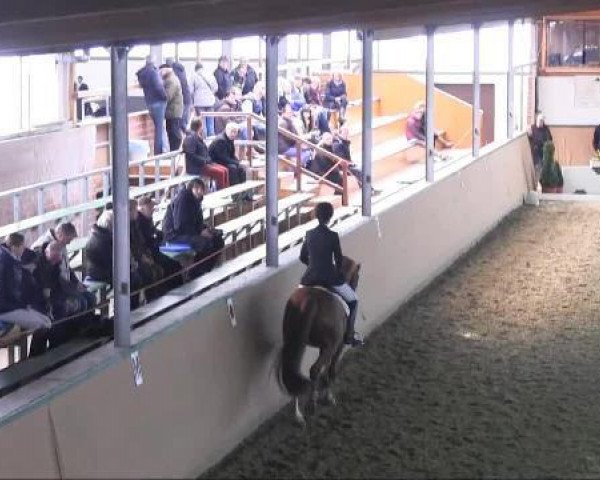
[[548, 126, 596, 166]]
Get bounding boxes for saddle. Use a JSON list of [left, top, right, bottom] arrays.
[[298, 285, 350, 316]]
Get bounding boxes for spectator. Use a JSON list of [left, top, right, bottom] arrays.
[[191, 62, 218, 138], [136, 56, 168, 155], [214, 55, 232, 100], [31, 222, 96, 313], [304, 76, 322, 106], [333, 126, 378, 194], [528, 113, 553, 185], [323, 72, 349, 125], [162, 179, 224, 276], [241, 82, 267, 141], [29, 241, 95, 356], [290, 75, 307, 112], [161, 67, 184, 151], [232, 57, 258, 96], [278, 104, 312, 168], [594, 123, 600, 152], [311, 132, 343, 193], [75, 75, 93, 120], [0, 233, 51, 333], [299, 106, 321, 145], [183, 118, 230, 190], [136, 196, 183, 294], [407, 101, 453, 149], [214, 87, 244, 136], [165, 58, 193, 133], [84, 210, 145, 308], [208, 123, 249, 188]]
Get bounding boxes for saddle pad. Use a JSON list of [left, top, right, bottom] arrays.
[[298, 285, 350, 316]]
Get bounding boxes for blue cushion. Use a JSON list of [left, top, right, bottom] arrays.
[[160, 242, 192, 254]]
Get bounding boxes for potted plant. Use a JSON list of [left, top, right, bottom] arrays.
[[540, 141, 560, 193]]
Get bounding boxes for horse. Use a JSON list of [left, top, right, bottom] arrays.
[[277, 256, 361, 425]]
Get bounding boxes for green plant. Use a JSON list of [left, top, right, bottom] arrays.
[[554, 161, 564, 188], [540, 141, 559, 188]]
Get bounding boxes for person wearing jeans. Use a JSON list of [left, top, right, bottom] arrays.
[[136, 57, 168, 155]]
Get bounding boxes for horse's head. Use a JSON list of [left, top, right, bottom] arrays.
[[341, 256, 361, 290]]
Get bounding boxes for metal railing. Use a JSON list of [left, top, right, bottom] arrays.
[[199, 111, 352, 205]]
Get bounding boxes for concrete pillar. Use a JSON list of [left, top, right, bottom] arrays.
[[150, 45, 162, 65], [322, 32, 332, 71], [110, 45, 131, 348], [472, 24, 481, 158], [425, 27, 435, 183], [222, 39, 233, 62], [361, 30, 374, 217], [507, 20, 515, 139], [265, 36, 280, 267]]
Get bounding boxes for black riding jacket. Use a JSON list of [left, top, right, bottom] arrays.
[[299, 224, 344, 287]]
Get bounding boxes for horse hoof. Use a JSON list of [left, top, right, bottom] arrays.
[[294, 413, 307, 427], [319, 391, 337, 407]]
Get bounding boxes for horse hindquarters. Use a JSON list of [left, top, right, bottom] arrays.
[[279, 297, 313, 397]]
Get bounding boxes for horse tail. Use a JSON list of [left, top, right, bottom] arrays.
[[279, 296, 314, 397]]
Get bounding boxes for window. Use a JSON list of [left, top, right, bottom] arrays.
[[546, 19, 600, 68], [177, 42, 198, 60]]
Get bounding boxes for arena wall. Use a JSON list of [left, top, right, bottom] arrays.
[[0, 134, 533, 479]]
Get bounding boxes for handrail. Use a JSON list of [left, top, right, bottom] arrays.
[[199, 111, 352, 205]]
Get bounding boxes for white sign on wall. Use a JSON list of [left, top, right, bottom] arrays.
[[574, 76, 600, 109]]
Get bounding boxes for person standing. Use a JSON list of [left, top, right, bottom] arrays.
[[165, 58, 193, 133], [136, 57, 168, 155], [161, 67, 184, 151], [528, 113, 553, 185], [232, 58, 258, 96], [191, 62, 218, 138], [214, 56, 232, 101]]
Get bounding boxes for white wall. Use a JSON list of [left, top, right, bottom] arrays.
[[539, 76, 600, 126]]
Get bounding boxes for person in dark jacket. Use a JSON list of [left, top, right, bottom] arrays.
[[183, 118, 230, 189], [593, 124, 600, 152], [528, 113, 553, 185], [323, 72, 349, 124], [136, 195, 183, 294], [333, 126, 373, 192], [29, 241, 95, 357], [232, 58, 258, 96], [165, 58, 192, 132], [214, 56, 232, 101], [300, 202, 363, 346], [0, 233, 51, 333], [162, 179, 224, 276], [278, 104, 312, 168], [84, 210, 145, 308], [136, 57, 168, 155], [208, 123, 248, 187], [311, 133, 343, 192]]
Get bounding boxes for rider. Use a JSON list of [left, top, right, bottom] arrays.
[[299, 202, 363, 347]]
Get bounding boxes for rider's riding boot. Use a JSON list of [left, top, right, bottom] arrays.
[[344, 301, 363, 347]]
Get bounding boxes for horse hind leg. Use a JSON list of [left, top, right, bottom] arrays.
[[321, 344, 345, 407], [307, 347, 335, 415]]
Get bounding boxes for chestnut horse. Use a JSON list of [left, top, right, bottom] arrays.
[[278, 256, 361, 425]]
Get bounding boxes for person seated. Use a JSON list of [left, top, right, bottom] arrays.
[[162, 178, 225, 277], [214, 86, 244, 136], [231, 57, 258, 96], [323, 72, 349, 125], [29, 241, 96, 356], [299, 106, 321, 145], [304, 76, 323, 106], [129, 200, 165, 302], [84, 210, 145, 309], [208, 123, 249, 192], [311, 133, 343, 193], [183, 117, 230, 190], [290, 75, 307, 112], [0, 233, 51, 335], [332, 126, 370, 190], [136, 195, 183, 294], [31, 222, 96, 313], [240, 82, 266, 142], [406, 101, 453, 150], [278, 104, 312, 168], [300, 202, 363, 347]]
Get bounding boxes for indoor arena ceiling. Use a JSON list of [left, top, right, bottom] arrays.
[[0, 0, 598, 56]]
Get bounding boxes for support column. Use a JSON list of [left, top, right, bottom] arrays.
[[472, 24, 481, 158], [322, 32, 332, 71], [222, 39, 233, 62], [110, 45, 131, 348], [150, 44, 162, 65], [507, 20, 515, 139], [265, 36, 280, 267], [425, 27, 435, 183], [278, 36, 288, 74], [361, 30, 374, 217]]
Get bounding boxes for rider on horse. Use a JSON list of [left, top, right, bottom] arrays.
[[299, 202, 364, 347]]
